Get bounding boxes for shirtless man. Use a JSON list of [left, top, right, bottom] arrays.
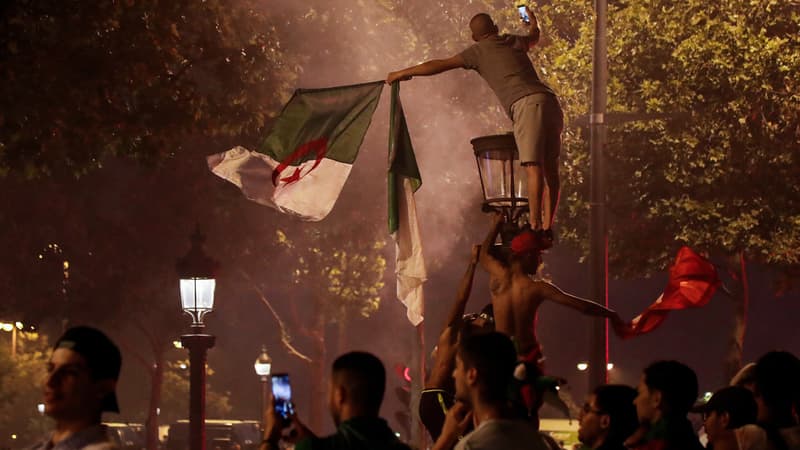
[[420, 244, 494, 440], [480, 213, 626, 360]]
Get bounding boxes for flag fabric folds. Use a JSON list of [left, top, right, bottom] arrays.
[[207, 81, 384, 221], [388, 82, 427, 326], [619, 246, 720, 338]]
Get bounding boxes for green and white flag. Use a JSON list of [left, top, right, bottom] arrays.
[[208, 81, 384, 221], [388, 82, 427, 326]]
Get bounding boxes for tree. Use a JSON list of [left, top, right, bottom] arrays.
[[241, 227, 388, 430], [542, 0, 800, 377], [158, 357, 232, 426], [0, 0, 296, 178], [0, 331, 52, 449]]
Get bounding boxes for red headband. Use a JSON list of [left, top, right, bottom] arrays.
[[511, 230, 538, 254]]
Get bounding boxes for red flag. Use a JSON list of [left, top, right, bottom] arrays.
[[619, 247, 720, 339]]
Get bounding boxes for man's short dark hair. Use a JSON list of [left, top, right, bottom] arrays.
[[457, 332, 516, 403], [704, 386, 757, 429], [593, 384, 638, 445], [754, 350, 800, 415], [643, 360, 698, 416], [331, 351, 386, 415], [54, 326, 121, 413]]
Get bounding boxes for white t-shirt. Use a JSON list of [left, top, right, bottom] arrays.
[[735, 424, 768, 450], [454, 419, 556, 450]]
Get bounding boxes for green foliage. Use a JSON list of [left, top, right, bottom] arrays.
[[158, 358, 232, 425], [0, 332, 52, 448], [543, 0, 800, 274], [275, 228, 387, 320], [0, 0, 296, 178]]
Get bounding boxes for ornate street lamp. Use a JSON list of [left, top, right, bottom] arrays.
[[254, 346, 272, 429], [176, 228, 219, 331], [176, 227, 219, 450], [472, 133, 530, 246]]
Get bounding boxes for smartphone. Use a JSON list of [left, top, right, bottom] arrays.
[[271, 373, 294, 420], [517, 5, 530, 24]]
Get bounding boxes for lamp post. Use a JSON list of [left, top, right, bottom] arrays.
[[0, 321, 24, 358], [253, 346, 272, 429], [176, 227, 219, 450], [472, 133, 529, 247]]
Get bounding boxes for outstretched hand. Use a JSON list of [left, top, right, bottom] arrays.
[[386, 70, 412, 84], [609, 312, 634, 338]]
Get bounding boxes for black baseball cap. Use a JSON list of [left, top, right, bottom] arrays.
[[54, 326, 122, 413]]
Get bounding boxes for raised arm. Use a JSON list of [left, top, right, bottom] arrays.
[[386, 54, 466, 84], [479, 213, 506, 277], [540, 281, 617, 318], [445, 244, 481, 328], [508, 7, 541, 50], [526, 7, 541, 48]]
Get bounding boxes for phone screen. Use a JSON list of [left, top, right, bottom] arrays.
[[517, 5, 530, 24], [271, 373, 294, 419]]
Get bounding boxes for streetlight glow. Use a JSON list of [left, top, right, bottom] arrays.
[[254, 345, 272, 377], [176, 227, 219, 330], [607, 363, 614, 370], [577, 362, 589, 371]]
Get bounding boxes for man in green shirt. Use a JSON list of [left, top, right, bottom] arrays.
[[262, 351, 410, 450]]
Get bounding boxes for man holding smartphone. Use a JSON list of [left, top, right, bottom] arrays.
[[261, 351, 410, 450], [386, 5, 563, 248]]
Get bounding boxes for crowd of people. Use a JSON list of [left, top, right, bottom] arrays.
[[23, 2, 799, 450], [32, 212, 800, 450], [36, 323, 799, 450]]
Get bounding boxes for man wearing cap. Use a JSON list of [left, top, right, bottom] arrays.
[[32, 326, 122, 450]]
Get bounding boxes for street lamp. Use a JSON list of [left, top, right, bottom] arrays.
[[472, 133, 529, 247], [176, 226, 219, 450], [254, 346, 272, 429], [0, 320, 24, 358]]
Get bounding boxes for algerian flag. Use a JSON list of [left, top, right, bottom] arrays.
[[388, 82, 427, 326], [208, 81, 384, 221]]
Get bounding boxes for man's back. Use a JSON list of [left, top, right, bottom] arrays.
[[460, 35, 555, 115], [295, 417, 410, 450], [454, 418, 555, 450], [490, 270, 544, 357]]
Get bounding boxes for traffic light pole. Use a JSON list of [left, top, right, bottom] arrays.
[[589, 0, 609, 390]]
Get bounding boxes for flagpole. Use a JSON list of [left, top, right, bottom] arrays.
[[415, 320, 426, 449]]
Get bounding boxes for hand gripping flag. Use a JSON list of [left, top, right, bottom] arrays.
[[208, 81, 384, 221], [388, 82, 427, 326], [619, 246, 721, 338]]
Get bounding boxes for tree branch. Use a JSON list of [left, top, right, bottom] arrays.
[[240, 269, 312, 363]]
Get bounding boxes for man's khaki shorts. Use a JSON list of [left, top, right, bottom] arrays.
[[510, 93, 564, 165]]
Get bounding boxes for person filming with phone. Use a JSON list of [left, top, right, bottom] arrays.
[[386, 4, 563, 249], [261, 351, 411, 450]]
